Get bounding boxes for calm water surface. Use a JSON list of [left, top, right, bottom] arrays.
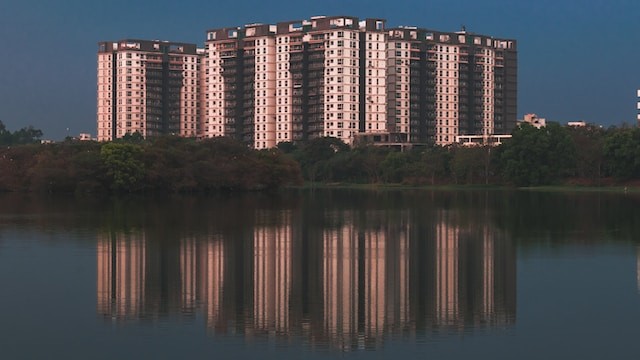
[[1, 189, 639, 359]]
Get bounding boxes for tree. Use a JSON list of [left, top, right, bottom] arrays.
[[119, 131, 145, 144], [603, 127, 640, 180], [421, 146, 451, 185], [380, 150, 409, 183], [276, 141, 297, 154], [12, 126, 43, 144], [0, 121, 10, 145], [100, 143, 145, 192], [450, 146, 488, 185], [0, 121, 43, 145], [566, 125, 605, 183], [497, 123, 576, 186], [293, 137, 349, 182]]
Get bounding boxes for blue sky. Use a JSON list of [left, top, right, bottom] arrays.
[[0, 0, 638, 139]]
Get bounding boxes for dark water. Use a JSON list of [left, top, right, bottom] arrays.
[[1, 189, 640, 359]]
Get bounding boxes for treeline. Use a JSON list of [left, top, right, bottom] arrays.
[[0, 120, 43, 145], [281, 123, 640, 186], [2, 121, 640, 193], [0, 136, 302, 193]]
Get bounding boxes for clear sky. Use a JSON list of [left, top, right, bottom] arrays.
[[0, 0, 638, 139]]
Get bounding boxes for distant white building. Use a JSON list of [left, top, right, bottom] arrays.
[[78, 133, 93, 141], [567, 121, 586, 127]]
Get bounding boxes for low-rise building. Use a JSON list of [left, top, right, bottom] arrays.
[[519, 113, 546, 128]]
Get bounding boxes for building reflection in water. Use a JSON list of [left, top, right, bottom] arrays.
[[253, 210, 292, 334], [96, 208, 515, 349], [96, 233, 146, 320], [637, 246, 640, 293]]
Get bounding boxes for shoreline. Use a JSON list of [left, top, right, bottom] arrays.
[[287, 183, 640, 193]]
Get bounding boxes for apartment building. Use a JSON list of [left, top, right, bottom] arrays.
[[98, 16, 517, 146], [386, 27, 517, 145], [203, 25, 278, 149], [204, 16, 386, 147], [97, 39, 203, 141]]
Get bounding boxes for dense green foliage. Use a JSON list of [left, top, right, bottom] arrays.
[[0, 136, 302, 193], [496, 123, 576, 186], [284, 124, 640, 187], [3, 121, 640, 193]]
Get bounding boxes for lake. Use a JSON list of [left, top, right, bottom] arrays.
[[1, 189, 639, 359]]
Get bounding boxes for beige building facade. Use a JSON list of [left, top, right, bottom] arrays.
[[97, 40, 203, 141], [98, 17, 517, 146]]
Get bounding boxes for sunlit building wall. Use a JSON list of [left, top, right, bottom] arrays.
[[360, 19, 388, 134], [96, 40, 203, 141], [386, 29, 516, 145], [205, 24, 278, 148], [249, 26, 278, 149], [203, 28, 236, 139], [386, 32, 412, 135], [99, 18, 516, 147]]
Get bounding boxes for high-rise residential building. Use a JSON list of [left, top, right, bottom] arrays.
[[97, 39, 203, 141], [204, 16, 384, 147], [204, 24, 279, 149], [98, 16, 517, 146], [386, 27, 517, 145]]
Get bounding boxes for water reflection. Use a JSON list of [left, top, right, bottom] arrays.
[[637, 247, 640, 293], [96, 206, 515, 350]]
